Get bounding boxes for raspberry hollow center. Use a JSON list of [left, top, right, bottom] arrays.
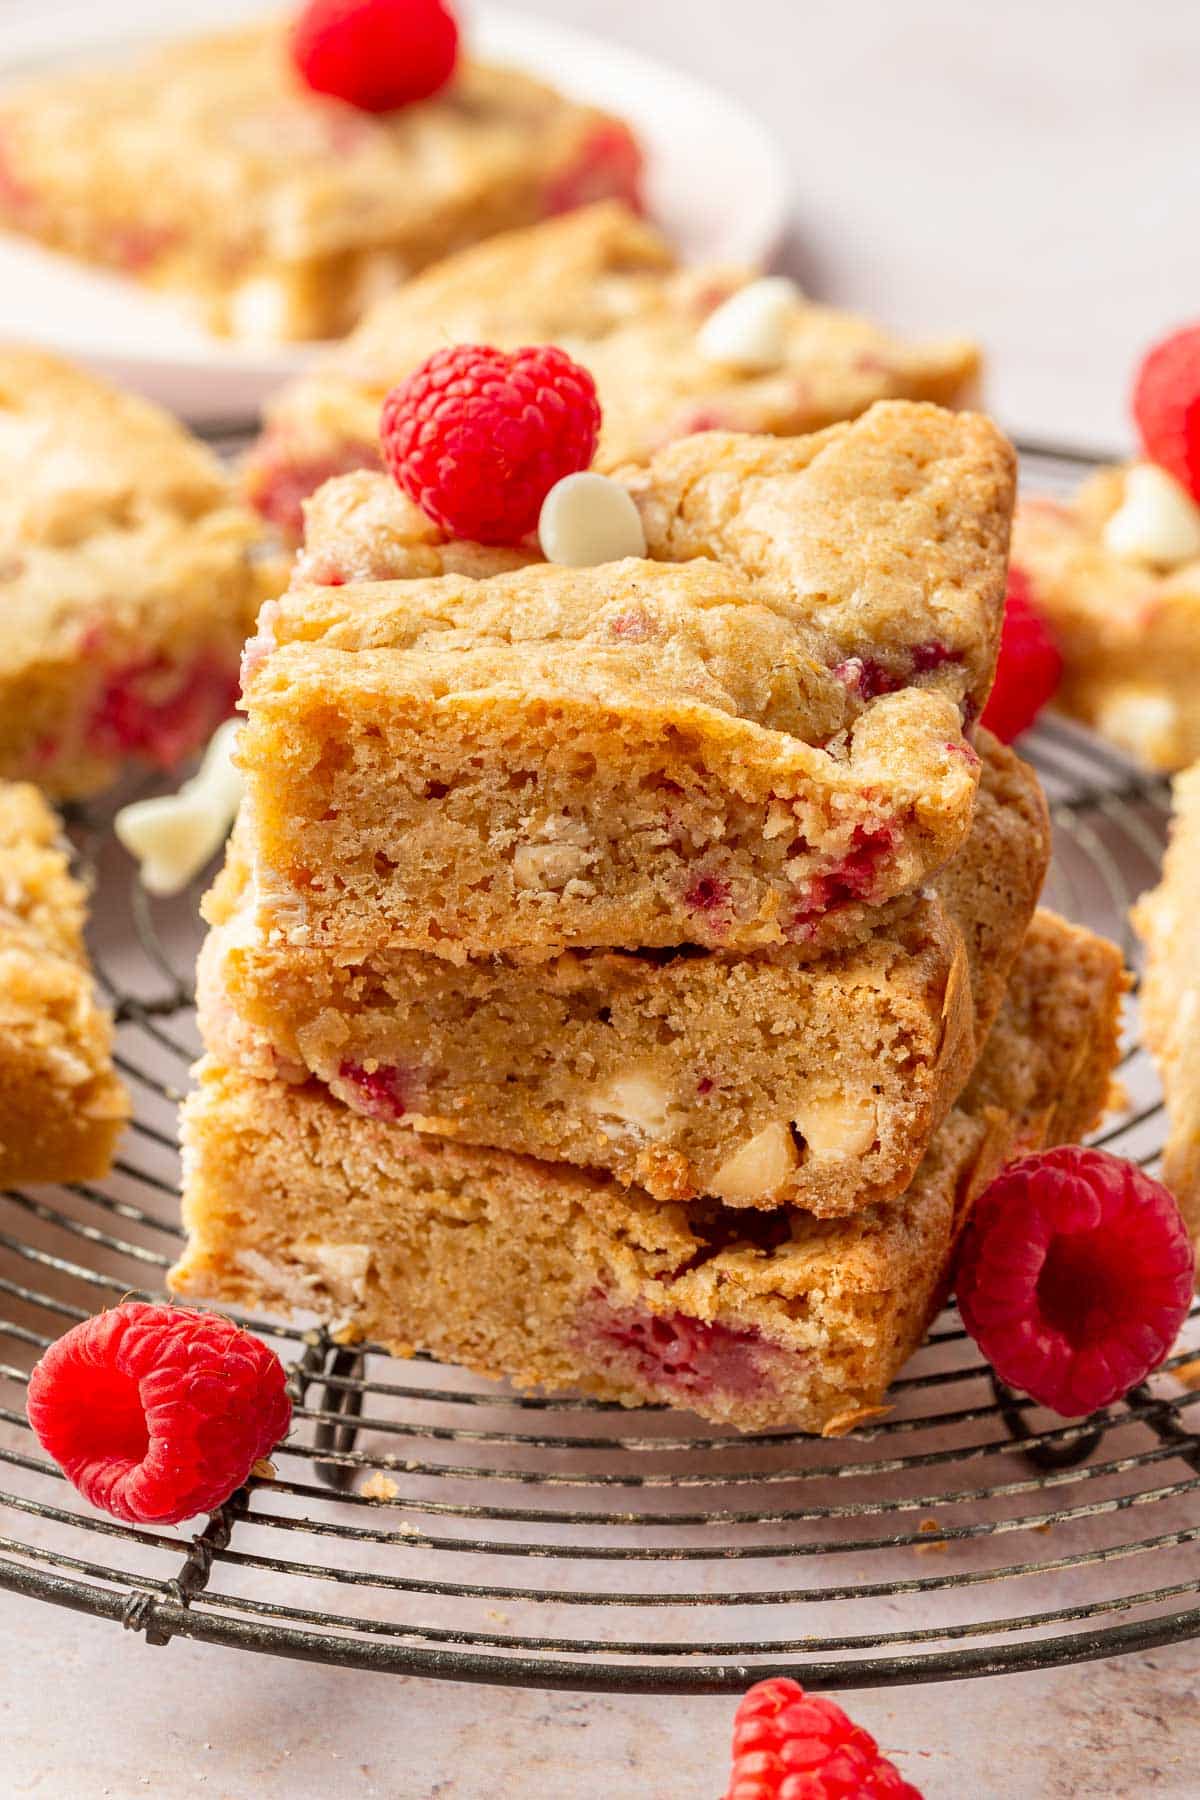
[[74, 1364, 150, 1473], [1037, 1232, 1129, 1349]]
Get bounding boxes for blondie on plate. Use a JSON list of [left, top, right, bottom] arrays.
[[244, 202, 981, 536], [0, 23, 642, 342], [239, 404, 1015, 960], [0, 782, 128, 1183], [1014, 470, 1200, 771], [0, 348, 274, 801], [1134, 761, 1200, 1245], [200, 735, 1048, 1217], [171, 912, 1125, 1435]]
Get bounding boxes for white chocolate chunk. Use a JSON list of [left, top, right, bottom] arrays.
[[538, 472, 647, 567], [793, 1093, 878, 1159], [711, 1121, 799, 1200], [512, 842, 591, 889], [696, 276, 801, 371], [116, 719, 243, 897], [1103, 463, 1200, 567], [585, 1067, 674, 1137], [230, 273, 302, 342], [1093, 685, 1180, 765]]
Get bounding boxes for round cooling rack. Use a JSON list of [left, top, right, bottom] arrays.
[[2, 444, 1199, 1694]]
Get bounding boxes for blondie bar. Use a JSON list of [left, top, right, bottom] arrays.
[[172, 912, 1124, 1435], [0, 23, 642, 342], [1013, 470, 1200, 770], [0, 348, 273, 800], [0, 782, 128, 1183], [1133, 762, 1200, 1244], [244, 202, 981, 536], [240, 404, 1015, 960], [200, 735, 1048, 1216]]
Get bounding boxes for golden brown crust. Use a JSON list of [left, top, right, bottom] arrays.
[[0, 781, 129, 1182], [171, 910, 1123, 1435]]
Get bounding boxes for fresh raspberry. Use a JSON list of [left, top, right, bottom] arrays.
[[1132, 324, 1200, 502], [292, 0, 458, 113], [26, 1303, 292, 1525], [380, 343, 601, 543], [956, 1147, 1194, 1417], [724, 1677, 924, 1800], [978, 566, 1062, 743]]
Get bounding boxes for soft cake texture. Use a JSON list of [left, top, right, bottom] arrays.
[[239, 404, 1015, 960], [0, 25, 641, 341], [171, 912, 1125, 1435], [245, 201, 980, 534], [0, 782, 128, 1182], [0, 348, 274, 799], [200, 734, 1049, 1216]]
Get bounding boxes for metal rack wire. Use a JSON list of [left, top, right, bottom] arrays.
[[2, 446, 1198, 1694]]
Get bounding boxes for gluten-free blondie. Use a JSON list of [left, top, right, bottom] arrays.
[[239, 404, 1015, 960], [171, 911, 1124, 1435], [245, 202, 981, 536]]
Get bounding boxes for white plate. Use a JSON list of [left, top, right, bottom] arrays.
[[0, 0, 789, 424]]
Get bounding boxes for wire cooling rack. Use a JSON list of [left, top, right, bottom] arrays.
[[2, 445, 1199, 1695]]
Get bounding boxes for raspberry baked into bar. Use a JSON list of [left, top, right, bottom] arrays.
[[0, 782, 128, 1184], [244, 201, 981, 537], [0, 348, 272, 801], [0, 22, 642, 342], [1134, 761, 1200, 1244], [238, 404, 1015, 959], [172, 912, 1124, 1435], [201, 733, 1048, 1217]]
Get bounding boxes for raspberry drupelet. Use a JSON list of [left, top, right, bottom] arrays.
[[724, 1677, 924, 1799], [292, 0, 459, 111], [1132, 323, 1200, 503], [956, 1147, 1194, 1416], [978, 566, 1062, 744], [26, 1302, 291, 1525]]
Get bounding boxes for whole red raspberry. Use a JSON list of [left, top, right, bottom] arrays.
[[1132, 324, 1200, 502], [292, 0, 459, 113], [26, 1303, 292, 1525], [957, 1147, 1194, 1417], [978, 566, 1062, 743], [380, 343, 601, 543], [724, 1677, 924, 1800]]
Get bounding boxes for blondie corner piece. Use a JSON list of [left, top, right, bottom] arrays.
[[239, 403, 1015, 961], [1014, 474, 1200, 771], [172, 912, 1125, 1435], [200, 734, 1049, 1218], [0, 23, 642, 343], [0, 783, 129, 1183], [244, 200, 981, 537], [1134, 761, 1200, 1244], [0, 348, 274, 801]]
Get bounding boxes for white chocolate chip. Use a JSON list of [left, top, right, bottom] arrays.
[[229, 273, 302, 342], [538, 472, 647, 567], [298, 1239, 374, 1305], [1093, 685, 1180, 765], [512, 842, 591, 889], [793, 1093, 878, 1159], [711, 1121, 799, 1200], [585, 1067, 674, 1138], [115, 719, 243, 897], [1103, 463, 1200, 567], [696, 276, 800, 372]]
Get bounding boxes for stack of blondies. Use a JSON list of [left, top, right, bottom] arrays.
[[173, 400, 1126, 1435]]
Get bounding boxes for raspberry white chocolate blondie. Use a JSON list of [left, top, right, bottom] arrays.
[[1133, 761, 1200, 1245], [171, 912, 1124, 1435], [240, 405, 1014, 960], [0, 349, 273, 801], [0, 783, 128, 1183], [245, 202, 981, 537], [200, 734, 1048, 1217], [0, 22, 642, 343]]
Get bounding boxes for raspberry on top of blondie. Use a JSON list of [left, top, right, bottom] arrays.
[[0, 348, 272, 801], [246, 201, 982, 537], [0, 781, 128, 1184], [0, 22, 643, 342], [238, 403, 1015, 960], [171, 911, 1124, 1436]]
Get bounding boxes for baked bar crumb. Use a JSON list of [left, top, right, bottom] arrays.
[[171, 911, 1125, 1434], [0, 782, 128, 1183]]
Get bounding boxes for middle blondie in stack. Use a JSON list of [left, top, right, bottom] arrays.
[[173, 401, 1126, 1433]]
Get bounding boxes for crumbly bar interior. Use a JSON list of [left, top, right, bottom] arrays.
[[172, 912, 1124, 1435]]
